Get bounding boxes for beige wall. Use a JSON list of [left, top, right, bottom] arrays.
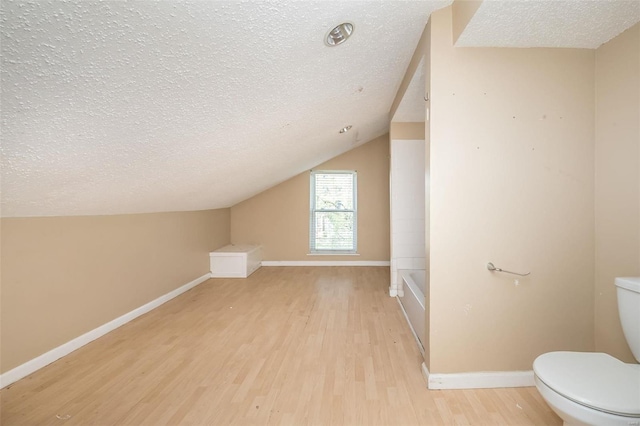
[[452, 0, 483, 45], [390, 122, 425, 140], [231, 135, 390, 261], [390, 17, 433, 367], [390, 24, 431, 121], [423, 17, 432, 370], [428, 7, 595, 373], [594, 22, 640, 363], [1, 209, 230, 372]]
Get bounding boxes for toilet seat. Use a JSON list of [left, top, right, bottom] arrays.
[[533, 351, 640, 417]]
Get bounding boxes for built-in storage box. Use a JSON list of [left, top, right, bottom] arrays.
[[209, 244, 262, 278]]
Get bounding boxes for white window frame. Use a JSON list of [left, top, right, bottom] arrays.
[[309, 170, 358, 254]]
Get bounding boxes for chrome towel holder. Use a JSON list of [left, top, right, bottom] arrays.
[[487, 262, 530, 276]]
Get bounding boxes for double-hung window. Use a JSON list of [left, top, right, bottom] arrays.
[[309, 170, 357, 254]]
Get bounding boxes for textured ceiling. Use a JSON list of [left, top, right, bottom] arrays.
[[396, 0, 640, 127], [456, 0, 640, 48], [1, 0, 450, 217], [3, 1, 640, 218]]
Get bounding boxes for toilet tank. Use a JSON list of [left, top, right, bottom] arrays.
[[616, 277, 640, 363]]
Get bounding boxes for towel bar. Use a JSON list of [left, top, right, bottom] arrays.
[[487, 262, 530, 277]]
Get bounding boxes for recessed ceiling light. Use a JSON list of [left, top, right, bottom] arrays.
[[325, 22, 354, 47], [339, 125, 352, 134]]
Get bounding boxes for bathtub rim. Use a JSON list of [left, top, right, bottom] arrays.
[[399, 269, 425, 310]]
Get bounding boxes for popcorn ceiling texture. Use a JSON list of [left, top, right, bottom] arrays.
[[456, 0, 640, 48], [2, 1, 639, 217], [1, 0, 450, 217]]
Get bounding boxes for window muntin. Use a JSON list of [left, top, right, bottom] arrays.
[[309, 171, 357, 253]]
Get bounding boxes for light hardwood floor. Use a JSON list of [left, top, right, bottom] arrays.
[[1, 267, 561, 425]]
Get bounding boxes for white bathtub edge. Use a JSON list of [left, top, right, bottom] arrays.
[[398, 270, 425, 350], [401, 271, 425, 311], [395, 297, 424, 357]]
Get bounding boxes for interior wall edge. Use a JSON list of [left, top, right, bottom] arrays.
[[0, 273, 212, 389]]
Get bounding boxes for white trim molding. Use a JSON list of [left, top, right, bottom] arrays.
[[421, 363, 535, 389], [261, 260, 390, 267], [0, 273, 212, 389]]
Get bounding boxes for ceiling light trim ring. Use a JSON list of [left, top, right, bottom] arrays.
[[325, 22, 354, 47]]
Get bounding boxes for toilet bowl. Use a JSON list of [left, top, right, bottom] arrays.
[[534, 352, 640, 425], [533, 277, 640, 426]]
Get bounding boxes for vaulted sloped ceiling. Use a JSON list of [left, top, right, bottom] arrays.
[[1, 0, 451, 217], [2, 1, 640, 218]]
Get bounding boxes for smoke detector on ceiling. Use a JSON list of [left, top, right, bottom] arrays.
[[325, 22, 354, 46]]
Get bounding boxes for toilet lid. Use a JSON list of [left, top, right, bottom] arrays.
[[534, 352, 640, 417]]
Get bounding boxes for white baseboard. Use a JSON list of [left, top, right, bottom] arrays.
[[261, 260, 390, 267], [421, 362, 430, 385], [389, 287, 398, 297], [0, 273, 212, 389], [421, 363, 535, 389]]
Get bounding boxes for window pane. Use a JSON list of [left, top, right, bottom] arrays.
[[314, 173, 354, 210], [313, 211, 354, 251]]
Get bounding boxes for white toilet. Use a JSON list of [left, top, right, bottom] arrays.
[[533, 277, 640, 426]]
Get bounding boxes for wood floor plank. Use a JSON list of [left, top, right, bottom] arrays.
[[1, 267, 561, 425]]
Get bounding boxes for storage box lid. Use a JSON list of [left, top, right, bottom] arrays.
[[212, 244, 259, 253]]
